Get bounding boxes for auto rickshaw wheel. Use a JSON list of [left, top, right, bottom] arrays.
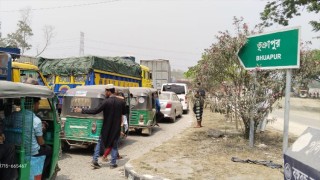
[[61, 141, 71, 152], [142, 127, 152, 136], [134, 128, 142, 134]]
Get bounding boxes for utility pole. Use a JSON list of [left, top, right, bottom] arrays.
[[79, 31, 84, 56]]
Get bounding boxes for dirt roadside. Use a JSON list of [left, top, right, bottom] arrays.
[[129, 98, 320, 180]]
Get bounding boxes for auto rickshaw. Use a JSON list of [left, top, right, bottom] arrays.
[[60, 85, 130, 151], [128, 87, 158, 135], [0, 81, 60, 180]]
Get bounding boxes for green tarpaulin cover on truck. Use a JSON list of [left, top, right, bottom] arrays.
[[38, 56, 141, 78]]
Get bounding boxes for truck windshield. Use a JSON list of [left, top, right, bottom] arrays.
[[20, 70, 45, 85]]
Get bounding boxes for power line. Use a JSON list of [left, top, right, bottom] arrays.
[[32, 38, 79, 45], [85, 46, 136, 55], [86, 39, 199, 55], [47, 46, 78, 50], [85, 46, 198, 63], [0, 0, 120, 13], [53, 38, 80, 44]]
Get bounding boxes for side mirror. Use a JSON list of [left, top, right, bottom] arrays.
[[179, 98, 183, 102]]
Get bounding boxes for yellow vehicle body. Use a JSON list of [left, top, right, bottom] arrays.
[[140, 65, 152, 88], [49, 65, 151, 89], [11, 62, 48, 86]]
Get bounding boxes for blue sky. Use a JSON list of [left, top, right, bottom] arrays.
[[0, 0, 318, 70]]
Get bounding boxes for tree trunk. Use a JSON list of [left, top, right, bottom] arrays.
[[244, 125, 250, 139]]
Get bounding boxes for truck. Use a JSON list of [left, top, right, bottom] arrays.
[[140, 59, 171, 90], [0, 49, 48, 86], [37, 56, 152, 110], [295, 80, 320, 98]]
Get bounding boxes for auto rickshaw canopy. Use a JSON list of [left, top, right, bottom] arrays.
[[129, 87, 158, 96], [64, 86, 106, 99], [72, 85, 130, 97], [0, 80, 54, 98]]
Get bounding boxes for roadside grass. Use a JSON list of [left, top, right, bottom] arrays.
[[130, 107, 297, 179]]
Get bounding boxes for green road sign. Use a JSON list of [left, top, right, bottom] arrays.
[[238, 27, 300, 70]]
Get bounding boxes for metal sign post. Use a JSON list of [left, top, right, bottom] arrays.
[[283, 69, 292, 153]]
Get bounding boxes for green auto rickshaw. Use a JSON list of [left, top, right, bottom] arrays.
[[0, 80, 60, 180], [128, 87, 158, 136], [60, 85, 130, 151]]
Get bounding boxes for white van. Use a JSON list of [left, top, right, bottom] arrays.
[[161, 83, 189, 113]]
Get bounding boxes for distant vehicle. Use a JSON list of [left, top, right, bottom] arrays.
[[295, 80, 320, 98], [159, 92, 183, 123], [161, 83, 189, 113], [140, 59, 171, 90], [37, 56, 152, 110]]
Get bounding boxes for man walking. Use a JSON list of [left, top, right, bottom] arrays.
[[74, 84, 125, 169]]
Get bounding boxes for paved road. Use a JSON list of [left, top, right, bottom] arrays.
[[56, 113, 193, 180], [269, 108, 320, 136]]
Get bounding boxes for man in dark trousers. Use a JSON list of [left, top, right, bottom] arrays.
[[74, 84, 125, 169]]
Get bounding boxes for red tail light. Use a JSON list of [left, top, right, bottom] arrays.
[[166, 102, 172, 108]]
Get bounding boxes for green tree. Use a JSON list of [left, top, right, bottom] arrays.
[[1, 8, 55, 56], [187, 17, 320, 140], [293, 44, 320, 90], [260, 0, 320, 31], [0, 38, 6, 47], [6, 8, 33, 54], [186, 17, 285, 139], [171, 69, 186, 80]]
